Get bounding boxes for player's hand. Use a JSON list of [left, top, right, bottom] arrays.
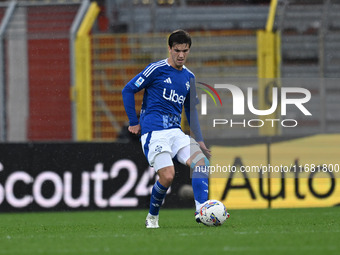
[[128, 124, 141, 135], [198, 141, 211, 159]]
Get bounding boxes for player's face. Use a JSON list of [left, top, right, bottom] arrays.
[[168, 43, 190, 70]]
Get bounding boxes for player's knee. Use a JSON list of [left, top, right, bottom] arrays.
[[158, 167, 175, 187], [153, 152, 174, 187], [190, 152, 209, 170], [190, 152, 209, 180]]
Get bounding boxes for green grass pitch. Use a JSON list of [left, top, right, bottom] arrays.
[[0, 207, 339, 255]]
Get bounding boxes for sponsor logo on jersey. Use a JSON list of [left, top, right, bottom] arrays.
[[162, 88, 185, 105], [134, 76, 144, 87]]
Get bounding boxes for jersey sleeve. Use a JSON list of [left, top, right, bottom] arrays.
[[184, 77, 204, 142], [122, 66, 154, 126]]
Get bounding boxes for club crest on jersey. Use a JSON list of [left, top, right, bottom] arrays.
[[134, 76, 144, 87], [155, 145, 162, 152], [186, 81, 190, 90], [163, 88, 185, 105]]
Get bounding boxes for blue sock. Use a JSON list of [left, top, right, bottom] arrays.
[[149, 180, 168, 216], [192, 166, 209, 210]]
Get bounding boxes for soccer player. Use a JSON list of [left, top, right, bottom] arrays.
[[122, 29, 210, 228]]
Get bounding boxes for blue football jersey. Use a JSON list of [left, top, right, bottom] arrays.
[[123, 59, 194, 135]]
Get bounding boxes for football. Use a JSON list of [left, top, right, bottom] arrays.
[[199, 200, 230, 226]]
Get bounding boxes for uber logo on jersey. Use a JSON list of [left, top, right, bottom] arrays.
[[162, 88, 185, 105]]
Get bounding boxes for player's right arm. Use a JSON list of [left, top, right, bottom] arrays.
[[128, 124, 141, 135], [122, 71, 149, 134]]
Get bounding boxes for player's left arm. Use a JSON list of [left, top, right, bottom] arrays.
[[184, 83, 211, 159], [197, 141, 211, 159]]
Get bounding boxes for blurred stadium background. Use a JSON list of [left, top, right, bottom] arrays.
[[0, 0, 339, 213], [1, 0, 340, 142]]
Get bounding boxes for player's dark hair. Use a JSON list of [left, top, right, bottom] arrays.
[[168, 29, 192, 48]]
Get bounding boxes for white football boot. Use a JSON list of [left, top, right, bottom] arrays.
[[145, 213, 159, 228]]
